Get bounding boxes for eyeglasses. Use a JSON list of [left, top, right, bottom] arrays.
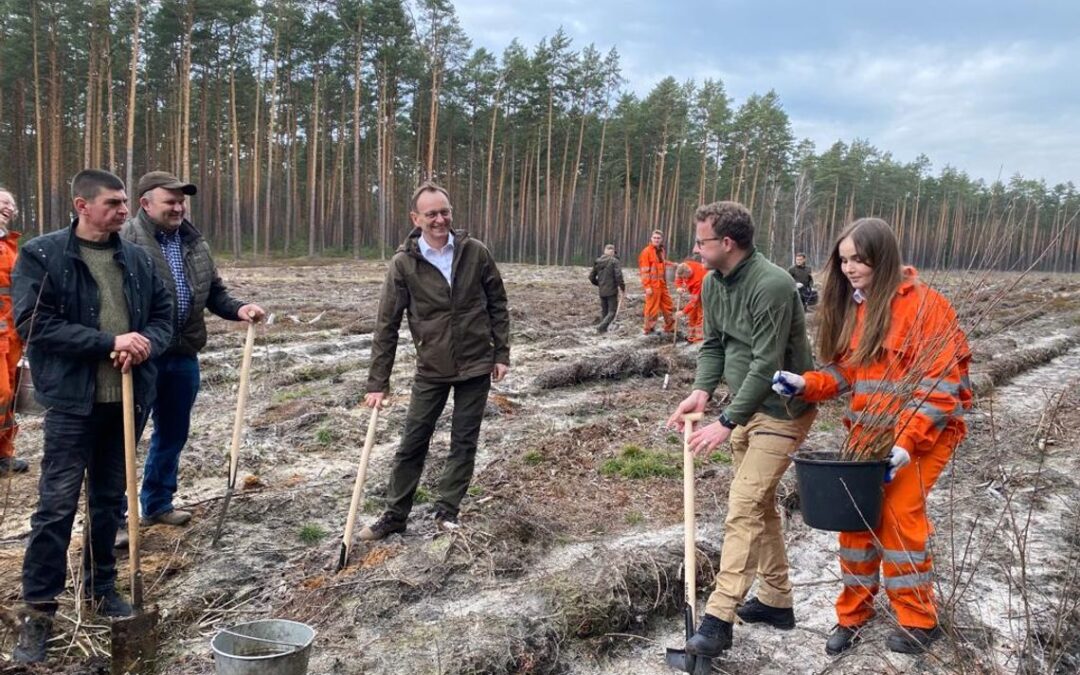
[[420, 208, 453, 220], [695, 237, 721, 247]]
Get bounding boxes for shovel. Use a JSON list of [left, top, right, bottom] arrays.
[[211, 321, 257, 548], [111, 365, 159, 675], [335, 406, 381, 571], [665, 411, 712, 675]]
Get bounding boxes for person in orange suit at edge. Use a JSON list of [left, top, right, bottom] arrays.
[[0, 187, 27, 474], [771, 217, 971, 656], [638, 229, 676, 335], [675, 259, 706, 343]]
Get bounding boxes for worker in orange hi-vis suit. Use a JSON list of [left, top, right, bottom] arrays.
[[675, 259, 706, 343], [638, 229, 676, 334], [0, 188, 27, 474], [771, 218, 971, 658]]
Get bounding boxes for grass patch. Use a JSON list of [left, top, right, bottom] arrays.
[[666, 433, 681, 446], [467, 485, 484, 497], [523, 450, 544, 466], [298, 523, 328, 545], [625, 510, 644, 526], [414, 486, 433, 504], [272, 385, 315, 405], [709, 451, 732, 465], [314, 426, 337, 445], [599, 445, 679, 480]]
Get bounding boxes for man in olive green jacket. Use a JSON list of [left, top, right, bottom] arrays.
[[667, 201, 816, 657], [361, 182, 510, 540]]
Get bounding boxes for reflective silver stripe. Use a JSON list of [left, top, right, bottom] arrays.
[[0, 321, 7, 331], [853, 380, 913, 397], [918, 379, 961, 398], [844, 410, 894, 429], [824, 364, 850, 394], [902, 401, 951, 430], [0, 285, 9, 295], [882, 548, 928, 565], [839, 547, 881, 563], [842, 573, 880, 588], [883, 571, 933, 589], [960, 374, 972, 392]]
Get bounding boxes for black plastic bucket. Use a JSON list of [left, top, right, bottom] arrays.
[[792, 450, 889, 532]]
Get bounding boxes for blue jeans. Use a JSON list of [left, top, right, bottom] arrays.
[[140, 354, 200, 519], [23, 404, 147, 610]]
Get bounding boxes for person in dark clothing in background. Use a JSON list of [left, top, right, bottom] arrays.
[[589, 244, 626, 333]]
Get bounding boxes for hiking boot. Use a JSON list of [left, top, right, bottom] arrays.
[[684, 613, 733, 658], [87, 589, 133, 618], [12, 609, 52, 663], [358, 513, 406, 541], [736, 596, 795, 630], [434, 510, 460, 532], [143, 508, 191, 526], [0, 457, 29, 474], [886, 625, 943, 654], [114, 527, 129, 550], [826, 624, 864, 655]]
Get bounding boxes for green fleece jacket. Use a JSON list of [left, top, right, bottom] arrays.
[[692, 248, 815, 425]]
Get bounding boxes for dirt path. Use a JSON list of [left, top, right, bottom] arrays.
[[1, 261, 1078, 674]]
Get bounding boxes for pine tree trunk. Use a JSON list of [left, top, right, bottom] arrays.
[[307, 68, 320, 256], [32, 2, 45, 232]]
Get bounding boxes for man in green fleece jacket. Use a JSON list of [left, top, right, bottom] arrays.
[[667, 200, 817, 657]]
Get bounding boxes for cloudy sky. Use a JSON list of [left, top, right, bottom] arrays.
[[452, 0, 1079, 186]]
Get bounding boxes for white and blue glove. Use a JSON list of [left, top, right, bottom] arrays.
[[771, 370, 805, 397], [884, 446, 911, 482]]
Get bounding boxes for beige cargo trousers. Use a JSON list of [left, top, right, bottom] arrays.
[[704, 409, 817, 621]]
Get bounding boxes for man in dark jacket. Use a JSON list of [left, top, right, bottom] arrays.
[[10, 169, 173, 664], [119, 171, 264, 531], [787, 253, 816, 308], [589, 244, 625, 333], [360, 182, 510, 540]]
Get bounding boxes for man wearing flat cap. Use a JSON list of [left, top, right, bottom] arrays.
[[119, 171, 264, 537]]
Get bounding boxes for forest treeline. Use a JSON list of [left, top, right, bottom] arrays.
[[2, 0, 1077, 269]]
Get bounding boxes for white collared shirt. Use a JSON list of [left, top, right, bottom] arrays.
[[419, 232, 455, 286]]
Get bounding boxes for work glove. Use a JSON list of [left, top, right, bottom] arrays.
[[885, 446, 911, 482], [771, 370, 805, 397], [796, 282, 804, 289]]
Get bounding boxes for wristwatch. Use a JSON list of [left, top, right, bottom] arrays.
[[718, 412, 738, 429]]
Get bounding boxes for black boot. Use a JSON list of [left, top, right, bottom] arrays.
[[684, 613, 733, 658], [886, 625, 943, 654], [735, 596, 795, 629], [89, 589, 133, 618], [12, 609, 52, 663], [825, 624, 864, 655]]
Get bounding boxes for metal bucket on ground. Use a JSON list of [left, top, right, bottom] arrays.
[[211, 619, 316, 675], [14, 360, 44, 415]]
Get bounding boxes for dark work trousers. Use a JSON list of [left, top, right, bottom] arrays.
[[597, 294, 619, 332], [385, 374, 492, 520], [22, 404, 148, 612]]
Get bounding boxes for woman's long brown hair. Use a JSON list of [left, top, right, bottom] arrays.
[[817, 218, 904, 366]]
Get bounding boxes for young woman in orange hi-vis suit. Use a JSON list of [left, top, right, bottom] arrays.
[[771, 217, 971, 656]]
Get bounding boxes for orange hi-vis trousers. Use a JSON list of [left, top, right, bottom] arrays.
[[683, 300, 703, 343], [643, 285, 674, 334], [0, 233, 20, 459], [836, 423, 961, 629]]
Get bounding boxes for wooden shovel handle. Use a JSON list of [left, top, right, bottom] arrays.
[[341, 407, 381, 562], [227, 322, 257, 487], [682, 412, 702, 623], [121, 367, 143, 608]]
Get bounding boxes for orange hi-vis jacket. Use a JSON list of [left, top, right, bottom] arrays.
[[0, 229, 21, 459], [801, 268, 972, 455], [638, 245, 669, 290], [675, 260, 706, 312]]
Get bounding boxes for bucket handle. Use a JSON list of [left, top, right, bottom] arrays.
[[218, 628, 307, 652]]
